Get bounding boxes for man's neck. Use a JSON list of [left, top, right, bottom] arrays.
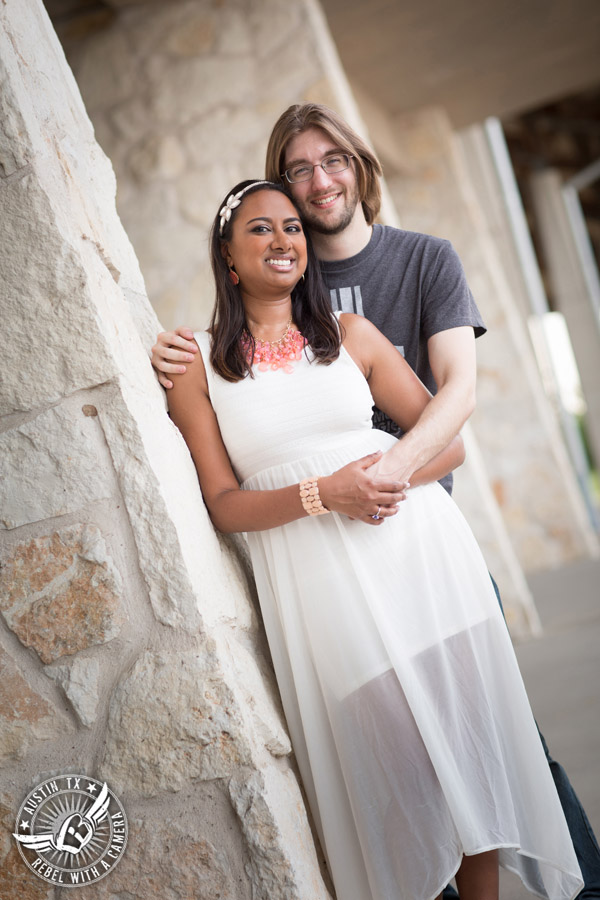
[[310, 209, 373, 262]]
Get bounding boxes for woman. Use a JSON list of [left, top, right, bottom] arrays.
[[167, 179, 582, 900]]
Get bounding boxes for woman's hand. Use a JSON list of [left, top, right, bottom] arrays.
[[318, 450, 409, 526], [151, 327, 198, 389]]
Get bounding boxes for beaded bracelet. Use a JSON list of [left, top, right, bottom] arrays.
[[299, 477, 330, 516]]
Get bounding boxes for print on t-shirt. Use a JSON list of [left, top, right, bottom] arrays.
[[329, 286, 364, 316]]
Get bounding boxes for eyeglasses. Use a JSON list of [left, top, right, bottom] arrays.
[[281, 153, 354, 184]]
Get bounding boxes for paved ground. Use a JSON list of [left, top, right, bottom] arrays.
[[460, 556, 600, 898]]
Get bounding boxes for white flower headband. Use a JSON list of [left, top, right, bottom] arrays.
[[219, 181, 271, 235]]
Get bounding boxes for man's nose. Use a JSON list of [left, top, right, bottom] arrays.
[[309, 163, 333, 191]]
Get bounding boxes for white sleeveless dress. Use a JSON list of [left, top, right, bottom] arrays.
[[195, 329, 582, 900]]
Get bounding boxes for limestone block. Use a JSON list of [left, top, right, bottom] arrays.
[[0, 525, 125, 664], [45, 657, 100, 727], [248, 0, 305, 60], [253, 32, 318, 109], [164, 8, 216, 57], [0, 1, 158, 387], [129, 135, 186, 183], [213, 6, 253, 56], [219, 633, 291, 758], [0, 175, 120, 417], [0, 68, 31, 176], [184, 107, 268, 169], [0, 647, 74, 763], [0, 403, 117, 529], [147, 56, 257, 126], [62, 815, 238, 900], [0, 846, 55, 900], [70, 29, 138, 113], [109, 96, 156, 144], [100, 644, 254, 796], [122, 219, 202, 299], [94, 384, 230, 630], [229, 768, 332, 900], [116, 179, 179, 235], [176, 166, 233, 229]]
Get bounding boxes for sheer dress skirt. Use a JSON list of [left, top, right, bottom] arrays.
[[193, 328, 582, 900], [244, 438, 583, 900]]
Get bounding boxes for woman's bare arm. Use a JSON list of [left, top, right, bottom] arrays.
[[167, 345, 407, 532]]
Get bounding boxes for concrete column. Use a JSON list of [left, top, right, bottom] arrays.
[[530, 168, 600, 472]]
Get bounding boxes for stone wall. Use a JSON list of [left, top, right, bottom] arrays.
[[51, 0, 379, 330], [0, 2, 335, 896]]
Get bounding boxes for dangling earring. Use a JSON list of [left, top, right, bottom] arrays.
[[301, 273, 305, 283], [228, 265, 240, 286]]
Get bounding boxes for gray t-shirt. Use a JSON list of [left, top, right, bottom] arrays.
[[319, 224, 486, 493]]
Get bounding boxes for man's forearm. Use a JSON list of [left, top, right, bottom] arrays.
[[375, 379, 475, 482]]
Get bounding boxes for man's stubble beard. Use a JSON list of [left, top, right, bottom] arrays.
[[297, 182, 361, 236]]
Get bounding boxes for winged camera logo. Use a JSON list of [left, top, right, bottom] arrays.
[[13, 775, 128, 886]]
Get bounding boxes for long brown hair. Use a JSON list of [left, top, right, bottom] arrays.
[[265, 103, 383, 226], [209, 180, 341, 382]]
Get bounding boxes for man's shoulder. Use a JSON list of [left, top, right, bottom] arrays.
[[377, 224, 451, 256]]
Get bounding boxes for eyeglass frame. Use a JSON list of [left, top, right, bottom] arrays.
[[281, 153, 355, 184]]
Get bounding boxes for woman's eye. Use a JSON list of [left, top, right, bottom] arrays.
[[252, 225, 270, 233]]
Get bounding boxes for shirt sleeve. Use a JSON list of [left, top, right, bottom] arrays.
[[421, 240, 486, 341]]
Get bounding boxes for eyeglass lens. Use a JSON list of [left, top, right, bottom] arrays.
[[285, 154, 351, 183]]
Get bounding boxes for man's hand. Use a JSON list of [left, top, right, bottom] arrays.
[[368, 445, 415, 486], [151, 327, 198, 388], [319, 450, 409, 525]]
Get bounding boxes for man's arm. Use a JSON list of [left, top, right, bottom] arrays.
[[373, 325, 476, 483]]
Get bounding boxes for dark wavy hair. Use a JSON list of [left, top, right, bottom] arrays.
[[209, 180, 341, 382]]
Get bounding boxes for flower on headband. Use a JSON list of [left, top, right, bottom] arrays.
[[219, 192, 243, 234], [218, 181, 271, 235]]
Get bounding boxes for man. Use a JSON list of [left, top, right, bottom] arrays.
[[151, 102, 599, 898]]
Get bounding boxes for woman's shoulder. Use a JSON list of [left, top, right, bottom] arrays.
[[338, 312, 380, 340]]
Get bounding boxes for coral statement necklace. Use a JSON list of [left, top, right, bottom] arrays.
[[240, 316, 307, 374]]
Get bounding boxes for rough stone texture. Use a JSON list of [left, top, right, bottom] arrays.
[[0, 846, 55, 900], [65, 816, 239, 900], [60, 0, 337, 329], [0, 647, 74, 762], [45, 657, 100, 727], [219, 632, 291, 759], [99, 644, 254, 796], [95, 382, 241, 632], [0, 525, 126, 664], [0, 171, 120, 418], [0, 402, 118, 529], [0, 0, 160, 417], [229, 768, 332, 900]]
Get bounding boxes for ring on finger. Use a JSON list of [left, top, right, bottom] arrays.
[[371, 506, 381, 520]]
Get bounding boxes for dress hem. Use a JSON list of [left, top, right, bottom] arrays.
[[427, 844, 584, 900]]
